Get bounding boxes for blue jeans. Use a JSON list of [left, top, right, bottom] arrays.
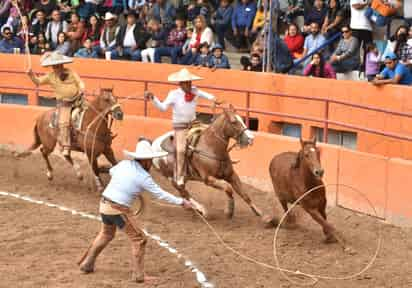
[[111, 47, 142, 61], [214, 24, 230, 49], [154, 46, 182, 64], [179, 50, 197, 65]]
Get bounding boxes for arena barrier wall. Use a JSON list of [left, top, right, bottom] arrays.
[[1, 54, 412, 160], [1, 104, 411, 227]]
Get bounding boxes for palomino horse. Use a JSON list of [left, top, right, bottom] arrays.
[[152, 105, 262, 218], [18, 88, 123, 190], [265, 137, 345, 246]]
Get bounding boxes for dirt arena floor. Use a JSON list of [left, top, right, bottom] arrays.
[[1, 148, 412, 288]]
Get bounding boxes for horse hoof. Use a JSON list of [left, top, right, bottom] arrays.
[[46, 171, 53, 181], [262, 215, 278, 228], [324, 235, 338, 244], [224, 200, 235, 219], [344, 246, 357, 255]]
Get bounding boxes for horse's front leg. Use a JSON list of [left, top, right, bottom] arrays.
[[103, 147, 117, 166], [62, 154, 84, 181], [227, 172, 262, 217], [205, 176, 236, 219]]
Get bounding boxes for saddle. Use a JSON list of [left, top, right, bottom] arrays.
[[160, 122, 208, 154], [49, 106, 87, 131]]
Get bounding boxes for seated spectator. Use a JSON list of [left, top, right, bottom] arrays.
[[46, 9, 68, 49], [101, 0, 127, 15], [303, 0, 327, 33], [34, 0, 58, 17], [231, 0, 256, 50], [150, 0, 176, 31], [55, 31, 71, 55], [67, 12, 86, 54], [111, 11, 150, 61], [0, 0, 12, 28], [284, 23, 304, 59], [187, 0, 211, 24], [192, 41, 210, 66], [250, 0, 266, 43], [31, 32, 50, 55], [212, 0, 233, 49], [365, 42, 380, 81], [154, 17, 187, 64], [99, 12, 120, 55], [241, 53, 262, 71], [82, 14, 103, 50], [180, 15, 213, 64], [74, 37, 99, 58], [383, 25, 409, 58], [31, 9, 48, 37], [303, 52, 336, 78], [372, 53, 412, 86], [141, 19, 167, 62], [302, 22, 326, 64], [322, 0, 345, 39], [0, 26, 24, 53], [128, 0, 147, 15], [208, 43, 230, 69], [78, 0, 100, 20], [57, 0, 73, 19], [285, 0, 304, 24], [329, 25, 360, 73]]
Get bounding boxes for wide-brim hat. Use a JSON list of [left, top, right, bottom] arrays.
[[168, 68, 203, 82], [123, 139, 168, 159], [104, 12, 116, 20], [211, 43, 223, 52], [41, 51, 73, 67]]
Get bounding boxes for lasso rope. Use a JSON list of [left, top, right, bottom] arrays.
[[151, 183, 382, 286], [11, 0, 31, 71]]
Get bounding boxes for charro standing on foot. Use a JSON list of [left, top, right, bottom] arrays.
[[78, 139, 193, 283], [145, 68, 220, 187], [26, 51, 85, 157]]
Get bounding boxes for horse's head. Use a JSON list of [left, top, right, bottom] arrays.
[[296, 137, 324, 179], [222, 104, 254, 147], [95, 88, 124, 120]]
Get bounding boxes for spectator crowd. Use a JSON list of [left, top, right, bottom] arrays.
[[0, 0, 411, 85]]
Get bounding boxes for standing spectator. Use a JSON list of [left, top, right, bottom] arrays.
[[0, 26, 24, 53], [208, 43, 230, 69], [272, 34, 293, 73], [329, 25, 360, 73], [212, 0, 233, 49], [74, 37, 99, 58], [404, 0, 412, 27], [46, 9, 68, 49], [150, 0, 176, 31], [241, 53, 262, 71], [67, 12, 86, 54], [285, 0, 304, 24], [284, 23, 304, 59], [231, 0, 256, 50], [34, 0, 58, 17], [99, 12, 120, 56], [78, 0, 102, 20], [141, 19, 167, 62], [154, 17, 187, 64], [303, 0, 327, 33], [82, 14, 103, 49], [365, 42, 380, 81], [0, 0, 12, 28], [31, 10, 48, 37], [180, 15, 213, 64], [31, 32, 50, 55], [55, 31, 71, 55], [192, 41, 210, 66], [111, 11, 150, 61], [187, 0, 211, 24], [372, 53, 412, 86], [302, 22, 326, 62], [303, 52, 336, 78], [322, 0, 345, 39], [350, 0, 372, 67], [128, 0, 146, 14], [100, 0, 127, 16]]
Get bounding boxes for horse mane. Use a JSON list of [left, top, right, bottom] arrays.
[[293, 150, 303, 169]]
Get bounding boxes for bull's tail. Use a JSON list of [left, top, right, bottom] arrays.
[[14, 124, 41, 158]]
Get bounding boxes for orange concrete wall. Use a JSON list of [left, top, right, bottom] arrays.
[[1, 54, 412, 160], [1, 104, 411, 227]]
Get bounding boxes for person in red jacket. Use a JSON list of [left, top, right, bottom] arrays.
[[283, 23, 304, 59]]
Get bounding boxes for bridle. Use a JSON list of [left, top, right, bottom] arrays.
[[211, 112, 247, 147]]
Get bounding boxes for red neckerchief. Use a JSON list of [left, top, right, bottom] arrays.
[[185, 91, 195, 102]]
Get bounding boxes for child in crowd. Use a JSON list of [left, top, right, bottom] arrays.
[[365, 42, 381, 81], [193, 42, 210, 66], [74, 38, 99, 58], [181, 27, 194, 57], [208, 43, 230, 69], [241, 53, 262, 71], [141, 19, 167, 62]]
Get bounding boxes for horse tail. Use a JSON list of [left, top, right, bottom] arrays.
[[14, 124, 41, 158]]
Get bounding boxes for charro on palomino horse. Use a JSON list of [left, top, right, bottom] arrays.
[[20, 52, 124, 190], [263, 137, 348, 249]]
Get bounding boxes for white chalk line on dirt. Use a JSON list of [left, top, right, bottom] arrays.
[[0, 190, 214, 288]]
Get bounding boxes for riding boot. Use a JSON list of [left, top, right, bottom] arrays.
[[58, 104, 72, 157], [79, 224, 116, 273], [122, 214, 147, 282]]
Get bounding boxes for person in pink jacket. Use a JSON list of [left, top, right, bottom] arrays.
[[303, 52, 336, 79]]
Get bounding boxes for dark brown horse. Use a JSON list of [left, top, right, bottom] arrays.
[[18, 88, 123, 190], [264, 137, 343, 245], [152, 105, 262, 218]]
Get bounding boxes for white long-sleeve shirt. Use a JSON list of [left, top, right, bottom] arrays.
[[102, 160, 183, 207], [152, 87, 215, 125]]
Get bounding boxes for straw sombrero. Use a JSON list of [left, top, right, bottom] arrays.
[[40, 51, 73, 67], [123, 140, 168, 160], [167, 68, 203, 82], [103, 12, 117, 20]]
